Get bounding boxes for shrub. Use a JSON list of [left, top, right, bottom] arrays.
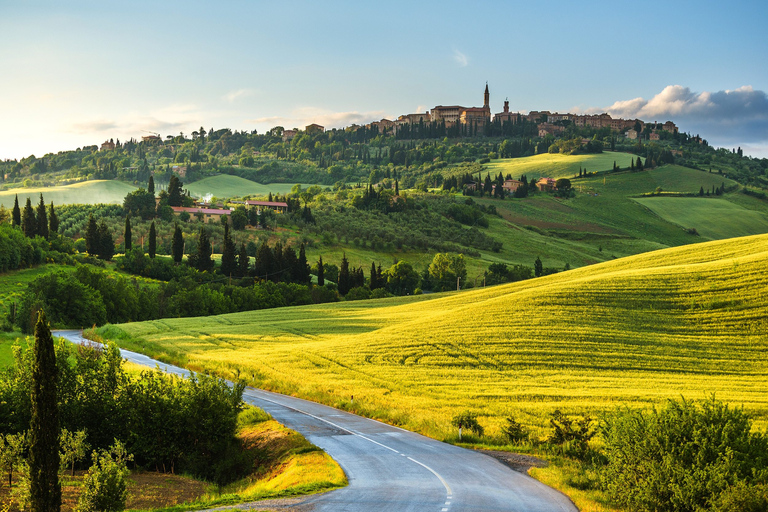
[[451, 411, 484, 440], [76, 440, 133, 512], [548, 410, 595, 459], [501, 416, 529, 444]]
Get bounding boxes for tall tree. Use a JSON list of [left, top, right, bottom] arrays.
[[48, 202, 59, 236], [253, 241, 274, 280], [22, 197, 36, 238], [29, 310, 61, 512], [167, 175, 183, 207], [12, 194, 21, 227], [148, 175, 155, 195], [196, 227, 213, 272], [124, 216, 132, 251], [85, 214, 98, 255], [298, 244, 310, 284], [338, 253, 351, 295], [36, 194, 48, 239], [172, 224, 184, 263], [317, 255, 324, 287], [370, 262, 379, 290], [148, 221, 157, 258], [237, 243, 249, 278], [534, 256, 543, 278], [97, 221, 114, 261], [220, 223, 236, 278]]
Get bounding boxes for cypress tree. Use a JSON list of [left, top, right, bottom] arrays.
[[253, 241, 273, 280], [220, 223, 236, 277], [97, 221, 114, 261], [29, 310, 61, 512], [317, 255, 324, 287], [237, 243, 249, 278], [370, 262, 378, 289], [338, 253, 351, 295], [148, 175, 155, 195], [637, 157, 644, 171], [124, 216, 132, 251], [196, 227, 213, 272], [298, 244, 310, 284], [22, 197, 36, 238], [172, 224, 184, 263], [12, 194, 21, 227], [534, 256, 543, 278], [36, 194, 48, 239], [85, 214, 98, 255], [48, 202, 58, 236], [148, 221, 157, 258], [168, 175, 183, 206]]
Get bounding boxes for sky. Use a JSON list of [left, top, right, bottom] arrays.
[[1, 0, 767, 160]]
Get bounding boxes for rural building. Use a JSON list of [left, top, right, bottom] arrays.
[[662, 121, 678, 134], [245, 200, 289, 213], [625, 129, 638, 140], [282, 129, 298, 142], [502, 179, 522, 193], [536, 178, 557, 192], [493, 99, 520, 125], [171, 165, 187, 178], [538, 123, 565, 138], [172, 206, 232, 223], [305, 123, 325, 134], [100, 140, 115, 151], [650, 131, 660, 141], [141, 135, 162, 143]]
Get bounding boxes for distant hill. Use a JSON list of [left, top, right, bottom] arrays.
[[107, 233, 768, 437], [483, 151, 639, 180], [0, 180, 136, 208], [184, 175, 320, 199]]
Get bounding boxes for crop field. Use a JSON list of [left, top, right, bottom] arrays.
[[0, 180, 137, 207], [102, 234, 768, 440], [634, 196, 768, 240], [185, 175, 319, 199], [484, 152, 640, 180]]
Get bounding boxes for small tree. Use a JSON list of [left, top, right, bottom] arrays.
[[22, 197, 36, 238], [171, 224, 184, 263], [12, 194, 21, 227], [0, 431, 27, 488], [534, 256, 543, 277], [85, 214, 98, 255], [123, 217, 132, 252], [60, 429, 89, 477], [196, 227, 213, 272], [501, 416, 529, 444], [36, 194, 49, 240], [48, 202, 59, 236], [148, 221, 156, 259], [76, 440, 133, 512], [317, 256, 325, 287], [451, 411, 484, 441]]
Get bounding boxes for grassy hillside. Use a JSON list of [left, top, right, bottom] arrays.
[[634, 196, 768, 240], [484, 152, 639, 180], [102, 234, 768, 440], [0, 180, 136, 208], [184, 175, 318, 199]]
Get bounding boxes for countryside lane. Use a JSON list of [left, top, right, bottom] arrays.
[[55, 330, 577, 512]]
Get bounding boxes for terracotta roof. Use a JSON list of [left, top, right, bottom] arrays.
[[245, 200, 289, 207], [172, 206, 231, 215]]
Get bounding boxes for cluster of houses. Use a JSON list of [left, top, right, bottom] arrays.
[[168, 199, 289, 223], [466, 177, 558, 194]]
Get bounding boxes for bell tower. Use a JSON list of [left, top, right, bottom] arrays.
[[483, 82, 490, 110]]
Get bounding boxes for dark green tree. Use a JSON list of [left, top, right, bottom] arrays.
[[196, 227, 213, 272], [148, 175, 155, 195], [48, 202, 59, 236], [220, 223, 236, 278], [148, 221, 157, 258], [124, 217, 132, 251], [172, 224, 184, 263], [167, 175, 184, 207], [97, 221, 114, 261], [370, 262, 379, 290], [29, 310, 62, 512], [338, 253, 351, 295], [85, 214, 98, 255], [22, 197, 36, 238], [317, 255, 325, 287], [534, 256, 543, 277], [237, 243, 249, 278], [36, 193, 49, 240], [297, 244, 311, 284], [253, 241, 274, 280], [12, 194, 21, 227], [637, 157, 644, 171]]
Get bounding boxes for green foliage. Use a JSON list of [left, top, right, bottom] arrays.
[[122, 188, 155, 220], [451, 411, 484, 440], [60, 428, 89, 477], [384, 261, 419, 296], [75, 440, 132, 512], [600, 397, 768, 512], [501, 416, 528, 444], [427, 253, 467, 291], [0, 431, 27, 488], [548, 410, 595, 459]]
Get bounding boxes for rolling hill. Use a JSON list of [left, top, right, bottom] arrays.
[[0, 180, 136, 207], [102, 233, 768, 438], [483, 151, 640, 180], [184, 175, 319, 199]]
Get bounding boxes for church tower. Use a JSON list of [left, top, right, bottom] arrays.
[[484, 82, 490, 110]]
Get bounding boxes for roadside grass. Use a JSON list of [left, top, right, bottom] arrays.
[[185, 175, 320, 199], [483, 152, 640, 181], [633, 196, 768, 240], [0, 180, 136, 208], [100, 233, 768, 443]]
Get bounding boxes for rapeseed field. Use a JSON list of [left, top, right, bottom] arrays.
[[104, 233, 768, 438]]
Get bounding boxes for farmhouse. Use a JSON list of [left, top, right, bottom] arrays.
[[100, 140, 115, 151], [502, 179, 523, 193], [172, 206, 232, 223], [536, 178, 557, 192], [282, 129, 298, 142], [305, 123, 324, 134], [245, 200, 289, 213]]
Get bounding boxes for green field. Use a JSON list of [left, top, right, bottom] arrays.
[[185, 175, 320, 199], [634, 196, 768, 240], [0, 180, 136, 208], [101, 234, 768, 440], [483, 152, 640, 180]]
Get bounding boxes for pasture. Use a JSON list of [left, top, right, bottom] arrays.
[[634, 196, 768, 240], [101, 234, 768, 440], [184, 175, 319, 199], [483, 152, 640, 180], [0, 180, 136, 207]]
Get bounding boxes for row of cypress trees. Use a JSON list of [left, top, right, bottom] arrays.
[[11, 193, 59, 239]]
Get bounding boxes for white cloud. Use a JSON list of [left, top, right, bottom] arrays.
[[223, 88, 258, 103], [453, 49, 468, 67]]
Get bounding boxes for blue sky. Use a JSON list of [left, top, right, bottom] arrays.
[[1, 0, 767, 159]]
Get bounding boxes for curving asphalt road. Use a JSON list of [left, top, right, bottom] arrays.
[[54, 330, 577, 512]]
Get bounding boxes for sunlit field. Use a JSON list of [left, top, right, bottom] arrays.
[[184, 175, 320, 199], [0, 180, 137, 207], [101, 234, 768, 439], [484, 152, 640, 180]]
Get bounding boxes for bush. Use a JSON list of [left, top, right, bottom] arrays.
[[76, 440, 133, 512], [548, 410, 595, 458], [501, 416, 528, 444], [451, 411, 484, 440]]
